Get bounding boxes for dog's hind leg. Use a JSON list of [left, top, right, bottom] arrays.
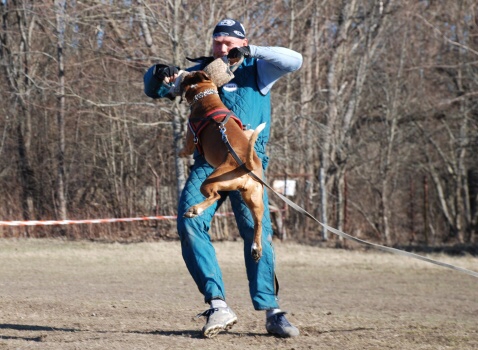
[[241, 180, 265, 262], [183, 168, 235, 218], [183, 190, 221, 218]]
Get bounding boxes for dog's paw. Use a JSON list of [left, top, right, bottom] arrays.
[[251, 242, 262, 263], [183, 209, 197, 218], [184, 206, 203, 218]]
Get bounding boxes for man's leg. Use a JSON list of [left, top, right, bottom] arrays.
[[177, 157, 226, 302], [229, 185, 299, 337], [177, 157, 237, 338], [229, 188, 279, 310]]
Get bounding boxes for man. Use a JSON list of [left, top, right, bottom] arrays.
[[143, 19, 302, 338]]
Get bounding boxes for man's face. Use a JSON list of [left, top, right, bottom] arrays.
[[212, 36, 248, 58]]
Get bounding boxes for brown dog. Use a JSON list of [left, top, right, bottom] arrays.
[[178, 71, 265, 262]]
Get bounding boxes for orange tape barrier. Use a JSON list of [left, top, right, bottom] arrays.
[[0, 208, 284, 227], [0, 216, 177, 227]]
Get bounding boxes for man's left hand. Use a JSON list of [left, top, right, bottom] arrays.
[[227, 46, 251, 60]]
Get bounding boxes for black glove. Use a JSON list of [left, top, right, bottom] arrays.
[[152, 64, 179, 82], [227, 46, 251, 60]]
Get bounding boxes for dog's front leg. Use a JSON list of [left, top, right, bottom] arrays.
[[178, 127, 195, 157]]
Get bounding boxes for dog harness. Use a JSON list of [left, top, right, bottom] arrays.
[[188, 108, 243, 155]]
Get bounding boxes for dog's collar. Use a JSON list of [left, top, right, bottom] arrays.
[[190, 89, 218, 106]]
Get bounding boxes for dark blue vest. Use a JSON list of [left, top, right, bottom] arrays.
[[218, 58, 271, 157]]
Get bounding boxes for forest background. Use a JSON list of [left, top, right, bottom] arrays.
[[1, 0, 477, 248]]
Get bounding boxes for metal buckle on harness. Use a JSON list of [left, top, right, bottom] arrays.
[[193, 136, 198, 144], [219, 125, 228, 143]]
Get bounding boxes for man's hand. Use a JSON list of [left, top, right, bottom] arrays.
[[227, 46, 251, 61], [153, 64, 179, 83]]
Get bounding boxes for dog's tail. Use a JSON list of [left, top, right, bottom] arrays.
[[245, 123, 266, 171]]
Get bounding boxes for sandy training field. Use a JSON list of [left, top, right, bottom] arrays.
[[0, 239, 476, 349]]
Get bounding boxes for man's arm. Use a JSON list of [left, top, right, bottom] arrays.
[[144, 66, 169, 98], [249, 45, 303, 95], [143, 64, 180, 99]]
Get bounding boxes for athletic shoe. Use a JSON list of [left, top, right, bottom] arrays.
[[196, 307, 238, 338], [265, 311, 300, 337]]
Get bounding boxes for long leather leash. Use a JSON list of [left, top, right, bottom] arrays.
[[218, 125, 478, 279]]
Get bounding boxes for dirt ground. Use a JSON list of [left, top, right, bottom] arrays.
[[0, 238, 476, 350]]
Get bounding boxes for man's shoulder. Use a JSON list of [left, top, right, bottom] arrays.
[[186, 63, 204, 72], [185, 56, 215, 72]]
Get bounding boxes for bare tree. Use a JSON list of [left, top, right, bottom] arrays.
[[0, 0, 477, 244], [0, 0, 39, 224], [412, 0, 478, 243], [55, 0, 67, 221]]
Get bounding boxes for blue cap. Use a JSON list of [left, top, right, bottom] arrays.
[[212, 19, 246, 39]]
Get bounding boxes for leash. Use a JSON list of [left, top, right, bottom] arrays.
[[219, 128, 478, 279]]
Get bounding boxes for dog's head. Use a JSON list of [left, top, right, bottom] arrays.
[[180, 71, 217, 104]]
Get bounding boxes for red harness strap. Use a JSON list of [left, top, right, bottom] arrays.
[[188, 108, 243, 155]]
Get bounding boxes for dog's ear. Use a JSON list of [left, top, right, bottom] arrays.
[[180, 74, 193, 90], [197, 71, 212, 81], [181, 71, 211, 87]]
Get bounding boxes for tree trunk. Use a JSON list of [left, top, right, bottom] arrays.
[[171, 0, 187, 200], [55, 0, 67, 221], [1, 2, 38, 222], [321, 0, 357, 240]]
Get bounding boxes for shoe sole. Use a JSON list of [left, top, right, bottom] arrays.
[[203, 318, 238, 338], [267, 329, 300, 338]]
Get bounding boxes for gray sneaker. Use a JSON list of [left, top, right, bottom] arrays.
[[266, 311, 300, 337], [196, 307, 238, 338]]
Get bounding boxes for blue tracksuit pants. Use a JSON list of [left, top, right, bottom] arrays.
[[177, 155, 279, 310]]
